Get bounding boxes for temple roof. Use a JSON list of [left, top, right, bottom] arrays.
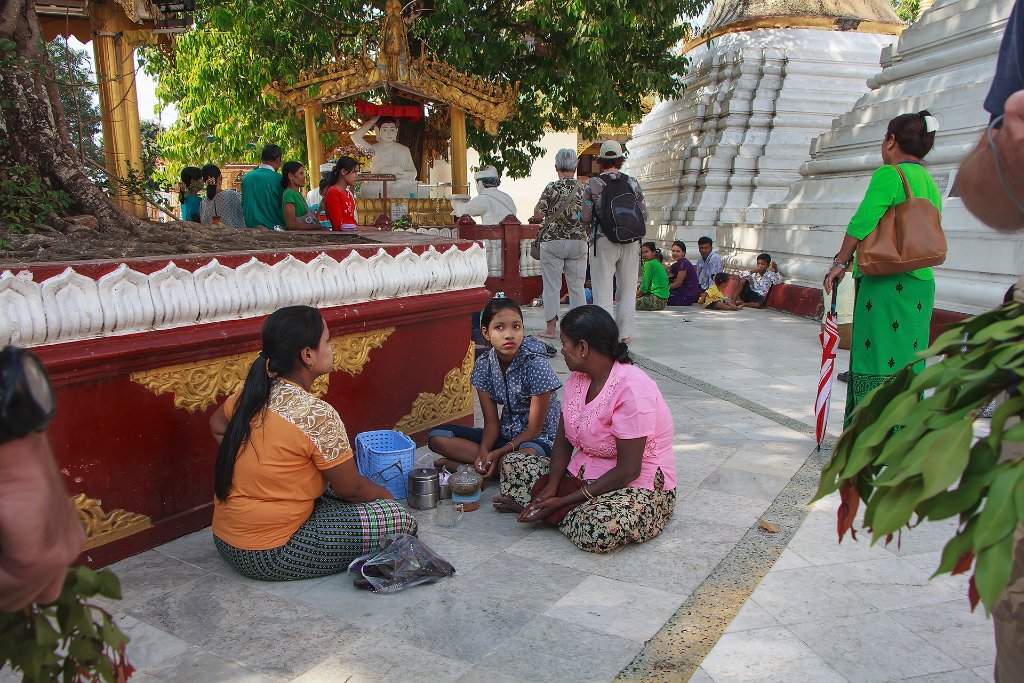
[[691, 0, 904, 48], [266, 0, 517, 135]]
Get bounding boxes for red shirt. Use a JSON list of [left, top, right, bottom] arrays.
[[322, 185, 357, 229]]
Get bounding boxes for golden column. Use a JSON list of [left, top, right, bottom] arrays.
[[90, 3, 146, 216], [450, 106, 469, 195], [303, 107, 324, 189]]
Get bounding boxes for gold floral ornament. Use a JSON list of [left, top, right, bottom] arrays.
[[394, 343, 475, 434], [131, 327, 395, 413], [74, 494, 153, 550]]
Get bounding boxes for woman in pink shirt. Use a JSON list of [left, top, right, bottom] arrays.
[[495, 305, 676, 552]]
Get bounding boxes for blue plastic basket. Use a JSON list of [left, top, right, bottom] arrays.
[[354, 430, 416, 500]]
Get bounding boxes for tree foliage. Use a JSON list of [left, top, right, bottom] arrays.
[[892, 0, 922, 23], [816, 301, 1024, 614], [46, 37, 104, 182], [145, 0, 706, 178]]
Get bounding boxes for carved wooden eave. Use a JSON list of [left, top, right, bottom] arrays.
[[265, 0, 518, 135]]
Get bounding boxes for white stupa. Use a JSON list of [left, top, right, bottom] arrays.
[[721, 0, 1017, 313], [626, 0, 905, 246]]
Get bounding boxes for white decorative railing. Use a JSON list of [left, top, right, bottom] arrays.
[[519, 239, 541, 276], [392, 227, 458, 239], [481, 239, 502, 277], [1, 244, 489, 347]]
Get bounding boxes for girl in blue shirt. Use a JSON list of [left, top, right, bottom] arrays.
[[429, 296, 562, 477]]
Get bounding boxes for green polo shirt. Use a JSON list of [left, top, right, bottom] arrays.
[[241, 167, 285, 229]]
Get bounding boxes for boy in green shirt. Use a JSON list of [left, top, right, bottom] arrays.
[[242, 144, 285, 229]]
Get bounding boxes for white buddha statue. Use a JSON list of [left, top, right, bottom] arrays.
[[351, 115, 419, 199], [451, 166, 517, 225]]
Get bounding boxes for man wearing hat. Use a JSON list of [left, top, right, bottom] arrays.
[[581, 140, 648, 343], [451, 165, 518, 226]]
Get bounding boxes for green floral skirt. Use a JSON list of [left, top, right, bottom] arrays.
[[499, 451, 675, 553], [636, 293, 668, 311], [845, 273, 934, 427]]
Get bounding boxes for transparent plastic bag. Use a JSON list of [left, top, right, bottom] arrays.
[[347, 534, 455, 594]]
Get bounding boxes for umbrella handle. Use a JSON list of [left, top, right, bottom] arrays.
[[830, 281, 838, 317]]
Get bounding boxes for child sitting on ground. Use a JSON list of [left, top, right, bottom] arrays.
[[699, 272, 742, 311], [429, 296, 562, 477], [636, 242, 670, 311], [737, 252, 783, 308]]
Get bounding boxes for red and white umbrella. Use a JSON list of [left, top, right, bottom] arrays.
[[816, 287, 840, 449]]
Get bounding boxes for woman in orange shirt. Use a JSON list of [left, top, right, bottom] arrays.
[[209, 305, 416, 580]]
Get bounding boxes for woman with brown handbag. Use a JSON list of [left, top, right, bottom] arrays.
[[824, 111, 944, 426]]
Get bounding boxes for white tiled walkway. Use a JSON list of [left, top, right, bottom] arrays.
[[3, 303, 994, 682]]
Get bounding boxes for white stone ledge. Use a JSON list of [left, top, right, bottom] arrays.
[[1, 244, 488, 347]]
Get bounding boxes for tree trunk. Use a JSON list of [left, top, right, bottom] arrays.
[[0, 0, 144, 234]]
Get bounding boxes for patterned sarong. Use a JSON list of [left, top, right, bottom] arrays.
[[214, 494, 417, 581], [845, 273, 934, 427]]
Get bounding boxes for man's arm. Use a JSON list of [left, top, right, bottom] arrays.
[[958, 90, 1024, 232], [0, 432, 85, 610]]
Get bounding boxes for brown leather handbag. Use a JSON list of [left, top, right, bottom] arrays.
[[857, 164, 947, 276]]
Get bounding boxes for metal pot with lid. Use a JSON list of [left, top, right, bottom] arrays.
[[407, 468, 439, 510]]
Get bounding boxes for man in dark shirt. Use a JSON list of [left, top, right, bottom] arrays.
[[958, 0, 1023, 231], [957, 2, 1023, 681]]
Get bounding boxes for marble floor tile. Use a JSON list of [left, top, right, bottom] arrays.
[[676, 487, 771, 529], [721, 447, 809, 478], [972, 664, 994, 680], [378, 590, 536, 662], [291, 634, 473, 682], [451, 551, 588, 614], [293, 570, 444, 629], [128, 574, 290, 644], [504, 527, 618, 573], [430, 506, 540, 551], [688, 667, 716, 683], [820, 556, 965, 612], [786, 521, 899, 567], [415, 529, 504, 574], [723, 599, 779, 633], [202, 601, 359, 678], [698, 626, 845, 683], [882, 517, 961, 557], [101, 550, 207, 611], [901, 670, 989, 682], [697, 466, 793, 503], [482, 615, 641, 683], [454, 667, 522, 683], [749, 566, 878, 625], [788, 612, 962, 682], [888, 600, 997, 668], [217, 571, 331, 600], [596, 517, 746, 594], [901, 551, 972, 595], [140, 646, 278, 682], [543, 575, 685, 642], [113, 614, 189, 671], [154, 528, 225, 574], [768, 548, 812, 572]]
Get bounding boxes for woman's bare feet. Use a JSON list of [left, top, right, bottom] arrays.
[[537, 331, 557, 339], [492, 494, 524, 513], [620, 337, 632, 345]]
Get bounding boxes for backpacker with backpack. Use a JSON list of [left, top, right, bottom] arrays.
[[597, 173, 646, 244]]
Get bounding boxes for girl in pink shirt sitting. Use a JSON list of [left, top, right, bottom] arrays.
[[494, 305, 677, 553]]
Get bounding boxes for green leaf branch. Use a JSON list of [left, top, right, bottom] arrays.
[[815, 300, 1024, 613], [0, 566, 134, 682]]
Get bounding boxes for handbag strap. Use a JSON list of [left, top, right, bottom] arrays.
[[890, 164, 915, 201]]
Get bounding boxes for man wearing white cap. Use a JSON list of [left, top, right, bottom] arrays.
[[451, 165, 518, 226], [581, 140, 648, 343]]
